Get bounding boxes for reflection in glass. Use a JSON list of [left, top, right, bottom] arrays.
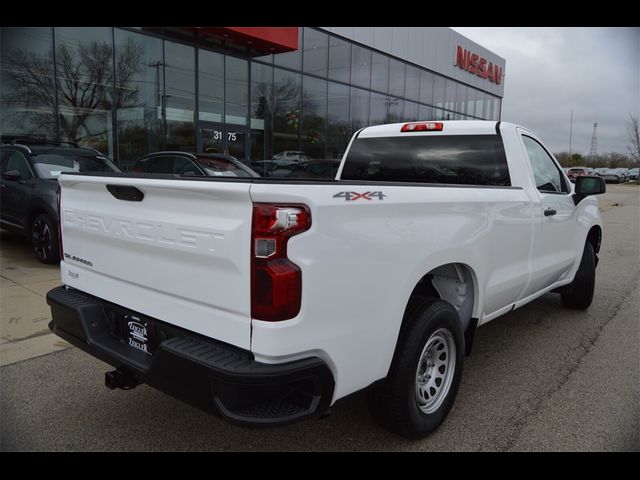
[[326, 82, 349, 159], [199, 49, 223, 122], [301, 76, 327, 160], [433, 75, 445, 109], [303, 28, 328, 77], [403, 101, 419, 122], [328, 36, 351, 83], [55, 27, 115, 156], [404, 65, 420, 101], [465, 87, 475, 117], [114, 28, 163, 167], [387, 97, 403, 123], [351, 45, 371, 89], [225, 56, 248, 126], [371, 52, 389, 94], [273, 68, 301, 156], [457, 84, 468, 115], [419, 104, 433, 121], [419, 70, 434, 105], [164, 41, 195, 151], [444, 78, 456, 112], [0, 28, 56, 140], [350, 87, 369, 135], [369, 92, 388, 126], [389, 59, 405, 98], [250, 62, 273, 163]]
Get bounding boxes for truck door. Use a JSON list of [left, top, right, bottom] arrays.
[[518, 132, 577, 297]]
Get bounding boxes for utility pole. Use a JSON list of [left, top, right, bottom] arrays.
[[569, 110, 573, 160]]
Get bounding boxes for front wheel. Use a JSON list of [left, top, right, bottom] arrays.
[[367, 298, 464, 439], [561, 241, 595, 310], [31, 213, 60, 264]]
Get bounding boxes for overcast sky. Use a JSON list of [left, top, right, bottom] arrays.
[[451, 27, 640, 156]]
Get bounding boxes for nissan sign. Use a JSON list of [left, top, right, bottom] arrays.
[[454, 46, 503, 85]]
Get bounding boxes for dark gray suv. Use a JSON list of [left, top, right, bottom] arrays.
[[0, 139, 121, 264]]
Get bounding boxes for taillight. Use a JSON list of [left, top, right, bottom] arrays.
[[401, 122, 443, 132], [56, 183, 63, 261], [251, 203, 311, 321]]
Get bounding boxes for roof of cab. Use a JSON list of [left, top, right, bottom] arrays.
[[358, 120, 506, 138]]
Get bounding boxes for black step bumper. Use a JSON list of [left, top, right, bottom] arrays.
[[46, 286, 334, 427]]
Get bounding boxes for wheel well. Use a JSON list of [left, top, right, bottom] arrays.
[[587, 226, 602, 254], [400, 263, 476, 341]]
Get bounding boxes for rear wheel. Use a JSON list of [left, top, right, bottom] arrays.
[[31, 213, 60, 264], [561, 241, 595, 310], [367, 298, 464, 439]]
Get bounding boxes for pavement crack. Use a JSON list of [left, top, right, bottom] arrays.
[[1, 329, 53, 344], [489, 273, 640, 451]]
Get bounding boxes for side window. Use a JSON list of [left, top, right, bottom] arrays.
[[521, 135, 567, 193], [3, 150, 34, 180]]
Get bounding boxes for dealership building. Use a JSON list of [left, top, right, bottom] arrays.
[[0, 27, 505, 166]]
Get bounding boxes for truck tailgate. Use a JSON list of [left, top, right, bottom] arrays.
[[58, 175, 253, 349]]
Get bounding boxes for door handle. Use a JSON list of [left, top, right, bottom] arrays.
[[544, 208, 557, 216]]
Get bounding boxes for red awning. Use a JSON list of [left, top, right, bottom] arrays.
[[192, 27, 299, 53]]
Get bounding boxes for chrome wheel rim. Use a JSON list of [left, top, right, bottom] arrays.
[[415, 328, 456, 414], [32, 218, 52, 260]]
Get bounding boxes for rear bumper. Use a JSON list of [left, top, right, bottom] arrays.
[[46, 286, 334, 427]]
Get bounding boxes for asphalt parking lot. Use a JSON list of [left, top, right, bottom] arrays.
[[1, 184, 638, 451]]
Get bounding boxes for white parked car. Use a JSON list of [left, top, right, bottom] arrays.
[[48, 121, 605, 438]]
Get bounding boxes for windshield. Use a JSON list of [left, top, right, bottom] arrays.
[[32, 154, 121, 179]]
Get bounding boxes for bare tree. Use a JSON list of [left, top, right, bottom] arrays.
[[626, 113, 640, 163], [3, 39, 142, 147]]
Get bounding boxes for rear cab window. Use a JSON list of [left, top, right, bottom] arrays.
[[340, 135, 511, 186]]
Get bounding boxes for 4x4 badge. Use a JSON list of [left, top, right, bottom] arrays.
[[333, 191, 386, 201]]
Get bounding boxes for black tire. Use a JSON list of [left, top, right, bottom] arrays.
[[561, 241, 595, 310], [367, 297, 464, 439], [31, 213, 60, 264]]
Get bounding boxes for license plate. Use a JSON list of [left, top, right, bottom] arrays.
[[124, 313, 154, 355]]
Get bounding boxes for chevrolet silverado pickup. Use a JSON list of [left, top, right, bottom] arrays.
[[47, 121, 606, 438]]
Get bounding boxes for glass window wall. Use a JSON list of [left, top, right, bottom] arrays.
[[225, 56, 248, 125], [114, 29, 163, 167], [164, 40, 195, 151], [0, 28, 56, 140], [303, 27, 328, 77], [272, 68, 301, 156], [301, 76, 327, 160], [326, 81, 349, 159], [198, 49, 223, 122], [328, 36, 351, 83], [55, 27, 115, 156], [351, 45, 371, 89], [371, 52, 389, 94], [389, 59, 405, 98]]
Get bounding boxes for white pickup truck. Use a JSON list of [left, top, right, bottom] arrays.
[[47, 121, 606, 438]]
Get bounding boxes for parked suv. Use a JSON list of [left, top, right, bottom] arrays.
[[0, 139, 121, 264]]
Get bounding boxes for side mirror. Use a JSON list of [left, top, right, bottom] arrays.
[[575, 175, 606, 195], [2, 169, 22, 182], [573, 176, 605, 205]]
